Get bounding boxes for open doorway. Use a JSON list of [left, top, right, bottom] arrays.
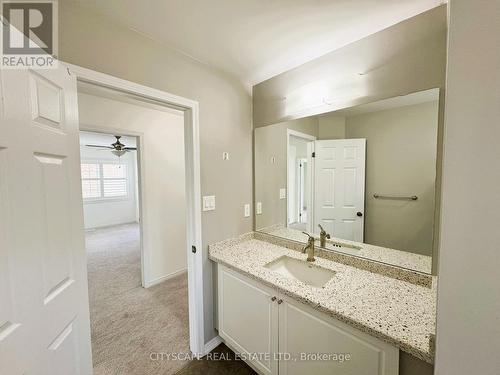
[[79, 130, 142, 292], [77, 83, 191, 374]]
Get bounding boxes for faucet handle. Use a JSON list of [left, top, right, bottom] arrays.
[[318, 224, 330, 239], [302, 232, 315, 243]]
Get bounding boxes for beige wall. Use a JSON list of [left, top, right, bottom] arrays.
[[318, 114, 346, 139], [59, 2, 253, 342], [346, 101, 439, 256], [78, 92, 187, 284], [435, 1, 500, 374], [253, 5, 447, 127], [255, 117, 317, 229]]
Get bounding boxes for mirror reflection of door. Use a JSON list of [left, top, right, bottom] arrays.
[[313, 139, 366, 242], [288, 135, 367, 241]]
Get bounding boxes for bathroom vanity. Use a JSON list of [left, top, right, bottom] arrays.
[[212, 69, 442, 375], [209, 234, 437, 375]]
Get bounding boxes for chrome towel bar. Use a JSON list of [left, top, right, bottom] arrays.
[[373, 193, 418, 201]]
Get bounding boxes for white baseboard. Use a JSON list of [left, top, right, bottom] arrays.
[[144, 268, 187, 288], [84, 221, 139, 231], [204, 335, 223, 355]]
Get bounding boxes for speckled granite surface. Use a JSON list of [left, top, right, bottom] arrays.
[[209, 234, 437, 364], [255, 231, 433, 287], [260, 226, 432, 274]]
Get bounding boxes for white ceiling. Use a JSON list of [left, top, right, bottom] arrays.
[[71, 0, 445, 86]]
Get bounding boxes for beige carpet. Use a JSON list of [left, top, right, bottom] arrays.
[[86, 223, 190, 375]]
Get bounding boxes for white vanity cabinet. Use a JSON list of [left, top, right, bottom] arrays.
[[218, 264, 279, 375], [217, 264, 399, 375]]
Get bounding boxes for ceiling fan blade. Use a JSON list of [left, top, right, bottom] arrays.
[[85, 144, 114, 149], [123, 147, 137, 150]]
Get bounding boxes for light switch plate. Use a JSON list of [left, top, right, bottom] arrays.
[[244, 204, 250, 217], [202, 195, 216, 211], [256, 202, 262, 215], [279, 188, 286, 199]]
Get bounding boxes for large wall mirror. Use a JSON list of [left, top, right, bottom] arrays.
[[255, 88, 441, 274]]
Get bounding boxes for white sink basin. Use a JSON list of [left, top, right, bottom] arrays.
[[264, 256, 335, 288]]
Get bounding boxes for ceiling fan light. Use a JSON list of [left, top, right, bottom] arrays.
[[111, 149, 126, 157]]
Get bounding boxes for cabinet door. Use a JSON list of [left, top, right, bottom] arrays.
[[278, 296, 399, 375], [218, 265, 279, 375]]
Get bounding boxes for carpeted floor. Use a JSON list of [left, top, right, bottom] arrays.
[[86, 223, 190, 375]]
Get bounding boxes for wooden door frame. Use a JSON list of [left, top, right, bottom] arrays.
[[66, 63, 206, 356]]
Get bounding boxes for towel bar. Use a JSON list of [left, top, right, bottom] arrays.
[[373, 193, 418, 201]]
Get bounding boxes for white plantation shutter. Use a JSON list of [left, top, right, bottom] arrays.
[[81, 162, 128, 199], [102, 164, 127, 197], [81, 163, 100, 178], [103, 179, 127, 197], [102, 163, 126, 178], [81, 163, 101, 199], [82, 179, 101, 199]]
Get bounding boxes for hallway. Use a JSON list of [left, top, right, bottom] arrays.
[[85, 224, 190, 375]]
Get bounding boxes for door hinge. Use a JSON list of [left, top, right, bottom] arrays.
[[191, 245, 197, 254], [311, 152, 315, 158]]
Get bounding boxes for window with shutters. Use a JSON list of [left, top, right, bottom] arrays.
[[81, 162, 128, 200]]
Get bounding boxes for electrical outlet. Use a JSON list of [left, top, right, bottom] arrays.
[[244, 204, 251, 217], [222, 152, 229, 160], [202, 195, 216, 211], [279, 188, 286, 199], [256, 202, 262, 215]]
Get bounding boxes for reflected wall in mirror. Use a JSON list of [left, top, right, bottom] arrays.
[[255, 88, 441, 274]]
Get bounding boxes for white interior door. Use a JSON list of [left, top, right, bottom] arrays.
[[0, 66, 93, 374], [314, 139, 366, 242]]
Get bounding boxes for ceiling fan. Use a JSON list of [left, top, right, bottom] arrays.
[[85, 135, 137, 157]]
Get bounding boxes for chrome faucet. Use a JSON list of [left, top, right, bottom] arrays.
[[318, 224, 331, 248], [302, 232, 316, 262]]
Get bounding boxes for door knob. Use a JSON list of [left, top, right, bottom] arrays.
[[277, 299, 283, 304], [357, 212, 363, 217], [271, 296, 276, 301]]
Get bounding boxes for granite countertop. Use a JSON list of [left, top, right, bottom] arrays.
[[209, 234, 437, 364], [261, 226, 432, 274]]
